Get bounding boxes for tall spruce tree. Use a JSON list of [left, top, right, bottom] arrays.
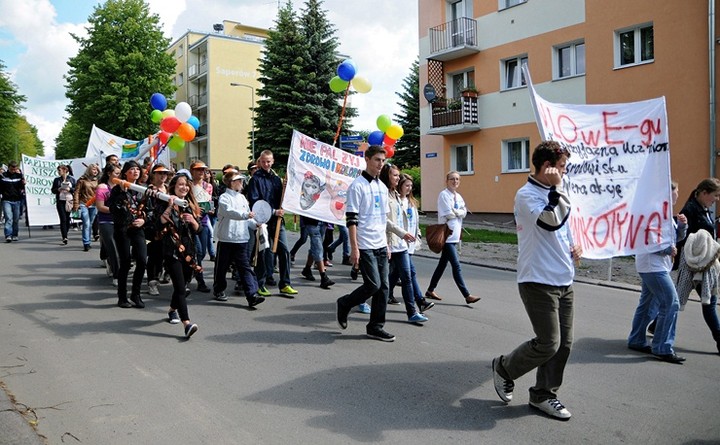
[[254, 0, 354, 168], [392, 58, 420, 168], [62, 0, 175, 158]]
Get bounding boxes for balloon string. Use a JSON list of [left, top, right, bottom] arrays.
[[333, 81, 352, 147]]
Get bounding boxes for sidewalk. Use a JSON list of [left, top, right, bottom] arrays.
[[0, 386, 44, 445]]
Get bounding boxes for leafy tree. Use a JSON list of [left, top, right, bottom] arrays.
[[62, 0, 175, 157], [15, 117, 44, 159], [392, 58, 420, 169], [0, 60, 28, 164], [254, 0, 354, 167], [55, 115, 87, 160]]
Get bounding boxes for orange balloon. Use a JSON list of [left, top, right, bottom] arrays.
[[177, 122, 196, 142]]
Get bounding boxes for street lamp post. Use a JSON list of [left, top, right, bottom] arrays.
[[230, 82, 256, 161]]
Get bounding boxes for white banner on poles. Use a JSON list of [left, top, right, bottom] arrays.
[[523, 66, 673, 259], [21, 155, 96, 227], [282, 130, 366, 226], [85, 124, 171, 167]]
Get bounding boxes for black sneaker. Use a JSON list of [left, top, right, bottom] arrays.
[[168, 310, 180, 324], [184, 323, 198, 338], [197, 283, 211, 293], [266, 277, 277, 286], [214, 292, 228, 302], [387, 296, 401, 305], [336, 298, 349, 330], [342, 256, 352, 266], [350, 268, 359, 281], [117, 300, 132, 308], [301, 268, 316, 281], [320, 276, 335, 289], [366, 328, 395, 342], [419, 299, 435, 313], [130, 294, 145, 309], [247, 294, 265, 307]]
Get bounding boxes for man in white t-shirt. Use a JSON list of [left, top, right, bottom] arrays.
[[491, 141, 582, 420], [336, 145, 395, 342]]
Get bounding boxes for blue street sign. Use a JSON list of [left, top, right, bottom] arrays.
[[425, 152, 438, 158], [340, 135, 364, 142], [341, 142, 360, 149]]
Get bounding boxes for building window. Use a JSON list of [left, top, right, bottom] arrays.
[[451, 70, 475, 98], [503, 56, 527, 90], [555, 41, 585, 79], [177, 44, 184, 58], [616, 24, 653, 67], [502, 139, 530, 172], [452, 144, 474, 173], [499, 0, 527, 9], [177, 73, 184, 86]]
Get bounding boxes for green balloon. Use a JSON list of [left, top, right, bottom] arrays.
[[168, 135, 185, 151], [376, 114, 392, 132], [329, 76, 349, 93], [150, 109, 163, 124]]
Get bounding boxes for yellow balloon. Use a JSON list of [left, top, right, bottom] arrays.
[[351, 75, 372, 94], [386, 123, 404, 140], [162, 109, 175, 118]]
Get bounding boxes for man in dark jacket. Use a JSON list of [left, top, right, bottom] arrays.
[[1, 161, 26, 242], [246, 150, 298, 297]]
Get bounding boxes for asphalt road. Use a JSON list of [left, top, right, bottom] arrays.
[[1, 230, 719, 444]]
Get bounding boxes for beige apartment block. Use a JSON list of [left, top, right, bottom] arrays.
[[419, 0, 718, 216], [168, 20, 268, 171]]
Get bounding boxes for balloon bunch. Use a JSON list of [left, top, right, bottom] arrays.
[[367, 114, 403, 158], [330, 59, 372, 146], [149, 93, 201, 152], [329, 59, 372, 94]]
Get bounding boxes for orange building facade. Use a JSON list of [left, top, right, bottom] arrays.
[[419, 0, 718, 216]]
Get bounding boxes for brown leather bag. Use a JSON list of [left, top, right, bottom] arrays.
[[425, 223, 452, 254]]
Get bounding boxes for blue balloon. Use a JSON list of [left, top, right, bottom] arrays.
[[150, 93, 167, 111], [368, 130, 384, 146], [337, 60, 357, 82], [187, 115, 200, 130]]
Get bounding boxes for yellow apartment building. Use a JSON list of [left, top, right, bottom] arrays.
[[419, 0, 718, 216], [168, 20, 268, 170]]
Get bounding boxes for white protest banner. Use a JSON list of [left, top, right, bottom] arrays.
[[85, 124, 171, 167], [283, 130, 366, 226], [524, 66, 672, 259], [22, 155, 97, 227]]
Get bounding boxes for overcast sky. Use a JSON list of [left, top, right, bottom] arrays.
[[0, 0, 419, 158]]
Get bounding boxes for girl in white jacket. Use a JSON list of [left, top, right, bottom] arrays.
[[212, 172, 264, 308]]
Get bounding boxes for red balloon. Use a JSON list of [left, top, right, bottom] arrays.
[[158, 131, 171, 145], [384, 145, 395, 158], [160, 116, 181, 133]]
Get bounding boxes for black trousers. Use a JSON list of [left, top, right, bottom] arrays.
[[114, 228, 147, 300], [165, 256, 192, 321]]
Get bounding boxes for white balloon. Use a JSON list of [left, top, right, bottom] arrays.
[[175, 102, 192, 123]]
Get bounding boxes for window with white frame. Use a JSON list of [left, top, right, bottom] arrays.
[[615, 23, 653, 67], [176, 44, 184, 58], [555, 41, 585, 79], [177, 73, 184, 86], [502, 139, 530, 172], [503, 56, 528, 89], [452, 144, 473, 173], [451, 70, 475, 98], [499, 0, 527, 10]]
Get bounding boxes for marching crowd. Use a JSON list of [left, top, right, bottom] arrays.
[[2, 141, 720, 421]]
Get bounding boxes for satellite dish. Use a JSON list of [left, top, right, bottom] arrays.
[[423, 83, 437, 103]]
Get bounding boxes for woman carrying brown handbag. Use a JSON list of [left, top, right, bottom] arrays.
[[424, 171, 480, 304]]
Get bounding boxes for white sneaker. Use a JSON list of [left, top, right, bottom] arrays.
[[112, 278, 118, 287], [105, 261, 113, 277], [529, 398, 572, 420], [148, 280, 160, 296], [491, 357, 514, 403]]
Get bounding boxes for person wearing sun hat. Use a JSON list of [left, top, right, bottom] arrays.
[[188, 160, 213, 293], [144, 163, 171, 296], [211, 171, 265, 307]]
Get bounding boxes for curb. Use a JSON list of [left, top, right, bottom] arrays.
[[0, 384, 45, 445]]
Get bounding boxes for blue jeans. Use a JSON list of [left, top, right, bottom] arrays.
[[194, 223, 212, 284], [389, 250, 419, 316], [328, 225, 349, 257], [702, 294, 720, 342], [3, 200, 21, 238], [256, 220, 291, 288], [78, 204, 98, 246], [427, 242, 470, 298], [338, 248, 389, 331], [628, 271, 679, 355], [305, 224, 324, 262]]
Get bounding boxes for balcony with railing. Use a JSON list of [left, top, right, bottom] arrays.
[[428, 17, 480, 62], [428, 95, 481, 135], [189, 92, 208, 109]]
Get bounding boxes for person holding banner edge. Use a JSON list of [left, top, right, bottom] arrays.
[[247, 150, 298, 297], [492, 140, 581, 420]]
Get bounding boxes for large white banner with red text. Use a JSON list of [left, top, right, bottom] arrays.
[[283, 130, 366, 226], [525, 70, 672, 259]]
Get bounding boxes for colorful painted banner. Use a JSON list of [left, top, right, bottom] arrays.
[[524, 66, 673, 259], [283, 130, 367, 226], [85, 125, 171, 166], [21, 155, 96, 226]]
